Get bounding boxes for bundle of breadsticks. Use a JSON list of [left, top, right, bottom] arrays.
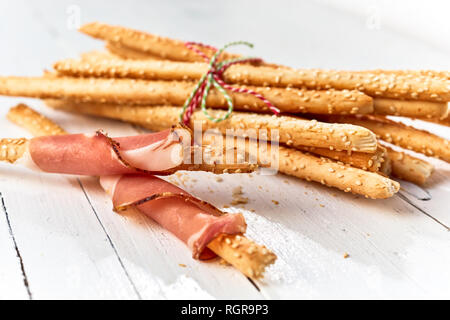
[[1, 22, 449, 198]]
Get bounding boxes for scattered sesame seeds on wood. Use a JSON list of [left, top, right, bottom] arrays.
[[231, 186, 249, 206]]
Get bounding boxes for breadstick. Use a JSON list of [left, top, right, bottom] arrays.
[[296, 145, 386, 172], [45, 100, 378, 153], [106, 42, 166, 61], [379, 153, 392, 176], [6, 104, 257, 174], [320, 115, 450, 162], [7, 104, 275, 279], [420, 115, 450, 127], [224, 66, 450, 102], [0, 138, 28, 163], [383, 145, 434, 185], [52, 58, 374, 115], [7, 103, 66, 136], [359, 69, 450, 81], [79, 50, 117, 61], [373, 98, 448, 119], [202, 132, 399, 199], [79, 22, 241, 63], [8, 71, 371, 116], [208, 234, 276, 278], [277, 146, 398, 199]]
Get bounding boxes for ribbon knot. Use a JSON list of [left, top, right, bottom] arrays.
[[180, 41, 280, 124]]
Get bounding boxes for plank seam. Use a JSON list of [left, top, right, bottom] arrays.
[[76, 179, 143, 300], [397, 193, 450, 231], [0, 192, 33, 300]]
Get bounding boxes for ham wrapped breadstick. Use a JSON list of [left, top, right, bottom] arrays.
[[46, 100, 400, 199], [44, 100, 378, 153], [0, 76, 373, 115], [6, 104, 276, 279], [3, 107, 256, 175]]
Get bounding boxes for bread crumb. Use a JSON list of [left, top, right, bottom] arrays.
[[343, 253, 350, 259], [231, 186, 249, 205], [215, 176, 224, 182], [271, 200, 279, 205], [219, 258, 231, 266], [319, 204, 325, 207], [179, 263, 187, 268]]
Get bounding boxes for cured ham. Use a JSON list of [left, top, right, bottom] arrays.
[[100, 174, 247, 259], [8, 123, 257, 176], [27, 125, 191, 176]]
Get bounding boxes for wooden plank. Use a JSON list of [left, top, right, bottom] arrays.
[[0, 163, 140, 299], [0, 192, 30, 299], [170, 171, 450, 299], [0, 4, 141, 298]]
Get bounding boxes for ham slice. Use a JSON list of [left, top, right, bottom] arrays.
[[100, 174, 247, 259], [28, 125, 191, 176]]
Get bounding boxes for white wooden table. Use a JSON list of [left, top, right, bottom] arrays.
[[0, 0, 449, 299]]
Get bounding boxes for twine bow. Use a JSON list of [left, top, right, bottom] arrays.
[[180, 41, 280, 124]]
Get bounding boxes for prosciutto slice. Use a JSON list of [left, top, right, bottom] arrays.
[[100, 174, 247, 259], [27, 125, 191, 176]]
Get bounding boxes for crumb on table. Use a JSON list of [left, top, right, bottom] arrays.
[[231, 186, 248, 205]]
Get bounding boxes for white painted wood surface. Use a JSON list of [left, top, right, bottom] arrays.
[[0, 0, 449, 299]]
